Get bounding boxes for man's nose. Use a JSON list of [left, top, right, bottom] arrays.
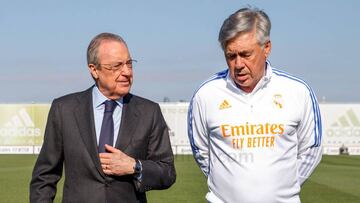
[[121, 67, 132, 76], [235, 55, 245, 67]]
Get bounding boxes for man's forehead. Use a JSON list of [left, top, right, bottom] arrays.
[[225, 44, 256, 53], [99, 40, 127, 49], [225, 36, 259, 52], [98, 41, 128, 54]]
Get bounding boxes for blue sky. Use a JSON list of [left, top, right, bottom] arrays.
[[1, 0, 359, 103]]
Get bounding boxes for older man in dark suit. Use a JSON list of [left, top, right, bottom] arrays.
[[30, 32, 176, 202]]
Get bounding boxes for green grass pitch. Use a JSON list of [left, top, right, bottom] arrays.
[[0, 155, 359, 202]]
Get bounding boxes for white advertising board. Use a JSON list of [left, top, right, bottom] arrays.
[[1, 103, 359, 155], [159, 103, 192, 154], [320, 104, 360, 155]]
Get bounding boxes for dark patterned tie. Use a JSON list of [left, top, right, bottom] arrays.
[[98, 100, 117, 153]]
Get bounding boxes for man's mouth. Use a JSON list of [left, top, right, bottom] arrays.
[[117, 80, 131, 86]]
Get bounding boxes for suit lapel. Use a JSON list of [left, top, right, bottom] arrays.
[[115, 94, 139, 151], [74, 87, 105, 178]]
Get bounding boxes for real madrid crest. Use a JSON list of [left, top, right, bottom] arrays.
[[273, 94, 284, 109]]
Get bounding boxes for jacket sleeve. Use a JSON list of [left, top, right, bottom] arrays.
[[30, 99, 64, 202], [296, 89, 322, 185], [188, 94, 209, 176], [135, 104, 176, 192]]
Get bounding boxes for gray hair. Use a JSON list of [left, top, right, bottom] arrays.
[[87, 32, 127, 65], [218, 7, 271, 50]]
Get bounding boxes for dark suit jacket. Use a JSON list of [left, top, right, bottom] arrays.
[[30, 87, 176, 203]]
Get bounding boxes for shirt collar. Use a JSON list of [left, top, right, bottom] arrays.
[[92, 85, 123, 108]]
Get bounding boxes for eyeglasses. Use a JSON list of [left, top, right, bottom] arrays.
[[97, 59, 137, 71]]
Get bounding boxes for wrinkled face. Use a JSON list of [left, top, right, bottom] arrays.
[[225, 29, 271, 93], [88, 40, 133, 100]]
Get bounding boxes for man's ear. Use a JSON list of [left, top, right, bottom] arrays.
[[264, 40, 272, 58], [88, 64, 99, 79]]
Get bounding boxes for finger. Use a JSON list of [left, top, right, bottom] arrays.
[[101, 162, 112, 169], [104, 144, 121, 153], [99, 158, 111, 165], [103, 169, 112, 175], [99, 153, 112, 159], [101, 163, 107, 170], [102, 166, 112, 175]]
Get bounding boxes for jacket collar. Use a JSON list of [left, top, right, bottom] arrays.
[[73, 86, 106, 177], [114, 93, 139, 151]]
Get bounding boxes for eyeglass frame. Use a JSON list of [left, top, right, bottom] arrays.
[[94, 59, 137, 71]]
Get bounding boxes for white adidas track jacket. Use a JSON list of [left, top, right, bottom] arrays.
[[188, 62, 322, 203]]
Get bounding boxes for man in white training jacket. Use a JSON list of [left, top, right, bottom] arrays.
[[188, 7, 322, 203]]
